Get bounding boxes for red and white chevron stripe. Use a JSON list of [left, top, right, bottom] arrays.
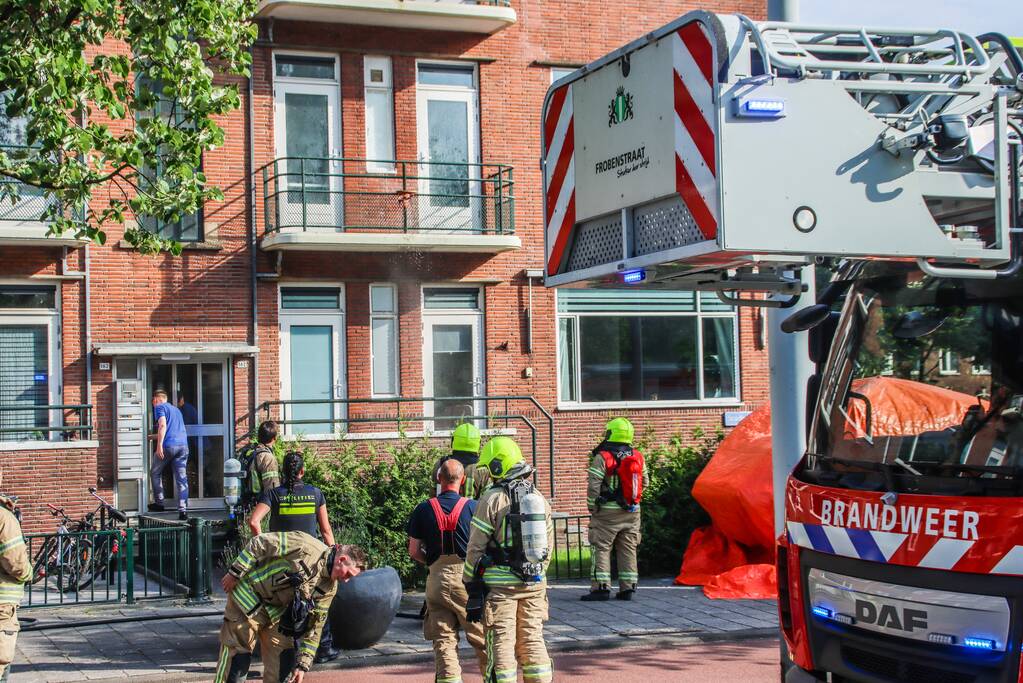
[[673, 21, 719, 240], [544, 83, 575, 275]]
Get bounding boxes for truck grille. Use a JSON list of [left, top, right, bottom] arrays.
[[842, 646, 975, 683]]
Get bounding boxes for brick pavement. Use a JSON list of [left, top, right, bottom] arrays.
[[10, 579, 778, 682]]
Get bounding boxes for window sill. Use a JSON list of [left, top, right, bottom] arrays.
[[117, 239, 223, 252], [0, 439, 99, 452], [285, 427, 517, 442], [556, 400, 744, 412]]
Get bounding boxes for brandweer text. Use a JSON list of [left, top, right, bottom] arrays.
[[819, 499, 979, 541]]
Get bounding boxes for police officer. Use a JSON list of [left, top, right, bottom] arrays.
[[582, 417, 647, 601], [408, 458, 486, 683], [0, 470, 29, 683], [247, 452, 339, 664], [464, 437, 554, 683], [215, 533, 365, 683], [433, 423, 492, 499]]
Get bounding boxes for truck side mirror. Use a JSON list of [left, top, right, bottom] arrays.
[[781, 304, 831, 333], [809, 312, 841, 364]]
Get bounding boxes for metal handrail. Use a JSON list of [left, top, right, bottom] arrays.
[[0, 404, 94, 439], [259, 395, 556, 498], [260, 157, 515, 236]]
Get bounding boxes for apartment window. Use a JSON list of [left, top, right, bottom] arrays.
[[550, 67, 575, 84], [557, 290, 739, 405], [275, 55, 338, 81], [0, 284, 60, 441], [370, 284, 399, 397], [939, 349, 960, 375], [364, 56, 395, 173], [136, 78, 202, 241]]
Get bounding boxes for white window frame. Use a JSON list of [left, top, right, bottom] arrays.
[[550, 67, 575, 84], [421, 284, 485, 426], [369, 283, 399, 398], [278, 282, 347, 438], [272, 51, 341, 85], [970, 358, 991, 376], [364, 56, 395, 174], [938, 348, 960, 376], [555, 293, 742, 410], [0, 280, 63, 441]]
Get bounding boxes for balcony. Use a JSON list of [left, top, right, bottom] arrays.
[[256, 0, 516, 34], [260, 157, 519, 253], [0, 147, 88, 247]]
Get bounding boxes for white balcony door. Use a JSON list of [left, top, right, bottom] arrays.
[[274, 81, 343, 230], [416, 63, 481, 233], [422, 286, 485, 431], [279, 314, 345, 436]]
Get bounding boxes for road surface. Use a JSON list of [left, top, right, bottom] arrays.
[[305, 637, 779, 682]]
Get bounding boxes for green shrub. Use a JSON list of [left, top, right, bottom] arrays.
[[298, 434, 444, 587], [635, 427, 722, 576]]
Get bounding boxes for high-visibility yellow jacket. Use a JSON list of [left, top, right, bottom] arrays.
[[0, 495, 30, 605], [227, 531, 336, 670]]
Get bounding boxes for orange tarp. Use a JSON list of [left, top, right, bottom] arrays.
[[676, 376, 983, 599]]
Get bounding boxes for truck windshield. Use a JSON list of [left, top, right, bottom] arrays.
[[804, 267, 1023, 495]]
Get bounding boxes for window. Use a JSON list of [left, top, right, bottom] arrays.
[[939, 349, 960, 375], [364, 56, 394, 173], [275, 55, 337, 81], [881, 353, 895, 376], [971, 358, 991, 375], [557, 290, 739, 405], [417, 63, 475, 88], [423, 287, 480, 310], [281, 287, 342, 310], [136, 78, 202, 241], [0, 284, 60, 441], [370, 284, 399, 396], [550, 67, 575, 84]]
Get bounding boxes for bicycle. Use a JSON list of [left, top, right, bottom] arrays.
[[31, 489, 128, 593]]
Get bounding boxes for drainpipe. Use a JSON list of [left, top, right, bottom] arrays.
[[247, 44, 258, 432]]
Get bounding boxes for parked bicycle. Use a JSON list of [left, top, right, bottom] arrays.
[[31, 488, 128, 593]]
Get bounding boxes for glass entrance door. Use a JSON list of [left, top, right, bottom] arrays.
[[274, 81, 342, 229], [416, 64, 480, 233], [423, 314, 484, 430], [148, 360, 229, 506]]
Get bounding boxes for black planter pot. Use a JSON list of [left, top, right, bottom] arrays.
[[328, 566, 402, 650]]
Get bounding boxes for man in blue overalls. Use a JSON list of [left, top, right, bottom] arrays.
[[150, 389, 190, 520]]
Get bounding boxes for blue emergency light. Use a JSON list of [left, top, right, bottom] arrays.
[[622, 269, 646, 284], [963, 637, 996, 650], [811, 605, 832, 619], [734, 96, 786, 118]]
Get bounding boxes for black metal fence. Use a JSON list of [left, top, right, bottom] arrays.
[[22, 516, 212, 609], [549, 514, 591, 581], [0, 403, 93, 442]]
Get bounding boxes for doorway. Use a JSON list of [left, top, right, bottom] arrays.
[[422, 286, 485, 430], [148, 360, 230, 507]]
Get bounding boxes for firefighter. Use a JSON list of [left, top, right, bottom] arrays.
[[433, 423, 492, 500], [408, 458, 486, 683], [214, 532, 366, 683], [582, 417, 647, 602], [464, 437, 554, 683], [0, 472, 30, 683], [250, 421, 282, 497]]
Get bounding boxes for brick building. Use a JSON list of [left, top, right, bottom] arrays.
[[0, 0, 767, 532]]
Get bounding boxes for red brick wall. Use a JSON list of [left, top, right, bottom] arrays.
[[2, 447, 107, 533], [5, 1, 770, 515]]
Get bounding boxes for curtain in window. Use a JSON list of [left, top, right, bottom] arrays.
[[0, 325, 48, 440]]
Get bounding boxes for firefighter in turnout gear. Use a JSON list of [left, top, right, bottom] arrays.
[[433, 423, 492, 500], [408, 458, 487, 683], [250, 421, 282, 498], [215, 533, 366, 683], [583, 418, 647, 601], [0, 479, 29, 683], [464, 437, 554, 683]]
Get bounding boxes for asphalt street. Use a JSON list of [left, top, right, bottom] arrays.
[[303, 637, 780, 682]]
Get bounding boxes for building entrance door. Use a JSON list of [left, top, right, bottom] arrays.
[[148, 360, 230, 507]]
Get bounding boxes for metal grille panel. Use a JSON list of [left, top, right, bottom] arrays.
[[565, 213, 623, 271], [633, 195, 707, 256]]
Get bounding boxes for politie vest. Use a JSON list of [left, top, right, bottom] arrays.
[[428, 496, 470, 560], [599, 447, 645, 508]]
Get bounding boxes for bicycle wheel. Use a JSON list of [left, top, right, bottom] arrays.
[[57, 539, 93, 593], [77, 536, 115, 591], [31, 537, 57, 585]]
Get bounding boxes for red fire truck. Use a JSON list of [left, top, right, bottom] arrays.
[[542, 11, 1023, 682]]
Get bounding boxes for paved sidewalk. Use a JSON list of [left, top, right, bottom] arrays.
[[11, 579, 778, 682]]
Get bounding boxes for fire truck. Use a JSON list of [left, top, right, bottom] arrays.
[[542, 11, 1023, 683]]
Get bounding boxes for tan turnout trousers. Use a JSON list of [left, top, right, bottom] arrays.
[[0, 604, 18, 682], [425, 554, 487, 682], [215, 595, 293, 683], [482, 584, 552, 683], [589, 507, 641, 591]]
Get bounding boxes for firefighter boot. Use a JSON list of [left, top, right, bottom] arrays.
[[580, 588, 611, 601]]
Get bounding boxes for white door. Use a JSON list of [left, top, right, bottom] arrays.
[[274, 81, 343, 229], [416, 66, 481, 233], [280, 314, 345, 436], [423, 313, 484, 430]]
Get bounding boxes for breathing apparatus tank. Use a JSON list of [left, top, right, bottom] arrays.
[[518, 488, 549, 567], [223, 457, 242, 517]]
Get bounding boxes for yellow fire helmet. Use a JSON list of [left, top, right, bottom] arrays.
[[478, 436, 524, 480], [451, 422, 482, 454], [604, 417, 634, 445]]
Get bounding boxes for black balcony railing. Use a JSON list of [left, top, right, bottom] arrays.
[[0, 404, 94, 442], [261, 157, 514, 236]]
